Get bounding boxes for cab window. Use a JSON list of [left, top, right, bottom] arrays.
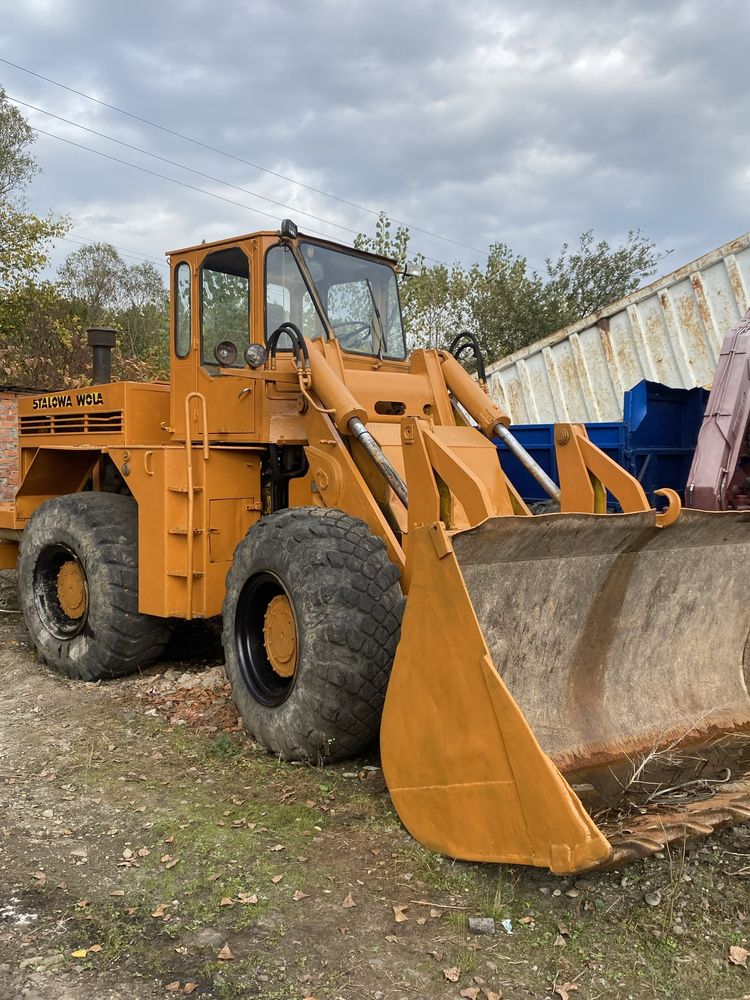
[[200, 247, 249, 366], [265, 245, 325, 344], [174, 262, 191, 358]]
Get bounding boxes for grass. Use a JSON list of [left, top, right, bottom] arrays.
[[40, 686, 750, 1000]]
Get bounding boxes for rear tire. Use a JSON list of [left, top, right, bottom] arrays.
[[222, 507, 404, 762], [18, 493, 173, 680]]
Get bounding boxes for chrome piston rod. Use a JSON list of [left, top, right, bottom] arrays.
[[348, 416, 409, 508], [493, 423, 561, 502]]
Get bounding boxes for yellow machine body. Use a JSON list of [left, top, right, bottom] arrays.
[[2, 227, 750, 873]]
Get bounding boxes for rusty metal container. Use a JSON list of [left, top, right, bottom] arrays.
[[486, 232, 750, 424]]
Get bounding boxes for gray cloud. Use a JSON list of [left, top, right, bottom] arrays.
[[1, 0, 748, 279]]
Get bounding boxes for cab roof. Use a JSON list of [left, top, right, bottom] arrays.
[[166, 229, 398, 267]]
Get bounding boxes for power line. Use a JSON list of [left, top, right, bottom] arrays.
[[10, 95, 363, 241], [32, 126, 306, 228], [31, 125, 451, 266], [0, 56, 488, 258], [59, 234, 169, 269]]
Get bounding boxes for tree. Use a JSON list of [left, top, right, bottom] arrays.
[[57, 242, 124, 322], [0, 89, 68, 291], [0, 201, 66, 290], [57, 242, 169, 372], [353, 210, 410, 269], [544, 229, 659, 324], [0, 88, 37, 201]]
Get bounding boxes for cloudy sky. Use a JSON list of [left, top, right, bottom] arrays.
[[1, 0, 748, 283]]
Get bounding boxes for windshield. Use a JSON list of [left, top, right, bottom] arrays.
[[300, 242, 407, 359]]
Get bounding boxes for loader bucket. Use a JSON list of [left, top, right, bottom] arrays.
[[380, 509, 750, 873]]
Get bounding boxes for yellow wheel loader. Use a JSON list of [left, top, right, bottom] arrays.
[[2, 220, 750, 874]]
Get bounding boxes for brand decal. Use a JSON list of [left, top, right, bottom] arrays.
[[32, 391, 105, 410]]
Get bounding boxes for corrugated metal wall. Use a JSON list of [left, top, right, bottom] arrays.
[[485, 232, 750, 423]]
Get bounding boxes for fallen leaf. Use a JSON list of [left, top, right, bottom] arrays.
[[460, 989, 480, 999], [32, 871, 46, 885], [484, 992, 502, 1000], [416, 916, 426, 925], [554, 984, 579, 1000], [137, 847, 150, 858], [165, 859, 180, 870], [293, 890, 308, 901], [151, 903, 168, 918], [342, 892, 356, 908], [208, 873, 222, 882], [89, 944, 102, 953], [393, 904, 408, 922], [165, 983, 181, 993], [443, 967, 460, 983], [183, 985, 198, 995], [428, 949, 444, 961], [164, 836, 174, 844], [219, 897, 235, 907], [160, 854, 173, 864], [217, 943, 235, 961], [729, 945, 749, 967], [271, 874, 284, 884], [237, 892, 258, 905], [385, 934, 398, 943], [71, 949, 88, 959], [110, 890, 125, 897], [122, 849, 134, 861], [553, 933, 567, 948], [520, 915, 534, 925], [269, 843, 285, 852]]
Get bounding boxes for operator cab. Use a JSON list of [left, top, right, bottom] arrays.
[[167, 223, 408, 441], [169, 223, 407, 375]]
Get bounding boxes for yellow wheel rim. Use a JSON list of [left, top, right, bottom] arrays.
[[263, 594, 297, 678], [56, 559, 87, 619]]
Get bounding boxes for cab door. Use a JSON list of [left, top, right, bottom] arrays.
[[195, 243, 257, 442]]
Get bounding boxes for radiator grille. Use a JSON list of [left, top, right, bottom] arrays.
[[20, 410, 124, 436]]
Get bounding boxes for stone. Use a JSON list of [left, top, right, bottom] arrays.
[[468, 917, 496, 935], [18, 956, 43, 970]]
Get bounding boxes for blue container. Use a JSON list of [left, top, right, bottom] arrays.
[[495, 381, 708, 509]]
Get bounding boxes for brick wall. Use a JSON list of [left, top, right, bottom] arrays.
[[0, 392, 19, 503]]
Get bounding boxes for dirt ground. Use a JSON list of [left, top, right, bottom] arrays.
[[1, 568, 750, 1000]]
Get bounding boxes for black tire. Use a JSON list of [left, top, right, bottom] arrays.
[[222, 507, 404, 762], [18, 493, 173, 680]]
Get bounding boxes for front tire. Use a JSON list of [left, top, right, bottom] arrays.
[[222, 507, 404, 762], [18, 493, 173, 680]]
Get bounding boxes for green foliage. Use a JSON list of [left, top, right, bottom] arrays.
[[57, 241, 169, 376], [0, 88, 70, 293], [0, 200, 68, 290], [0, 280, 164, 388], [353, 209, 410, 268], [0, 281, 85, 387], [0, 95, 166, 387], [544, 228, 659, 322], [0, 87, 38, 201]]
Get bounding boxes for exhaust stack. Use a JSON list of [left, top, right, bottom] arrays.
[[86, 327, 116, 385]]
